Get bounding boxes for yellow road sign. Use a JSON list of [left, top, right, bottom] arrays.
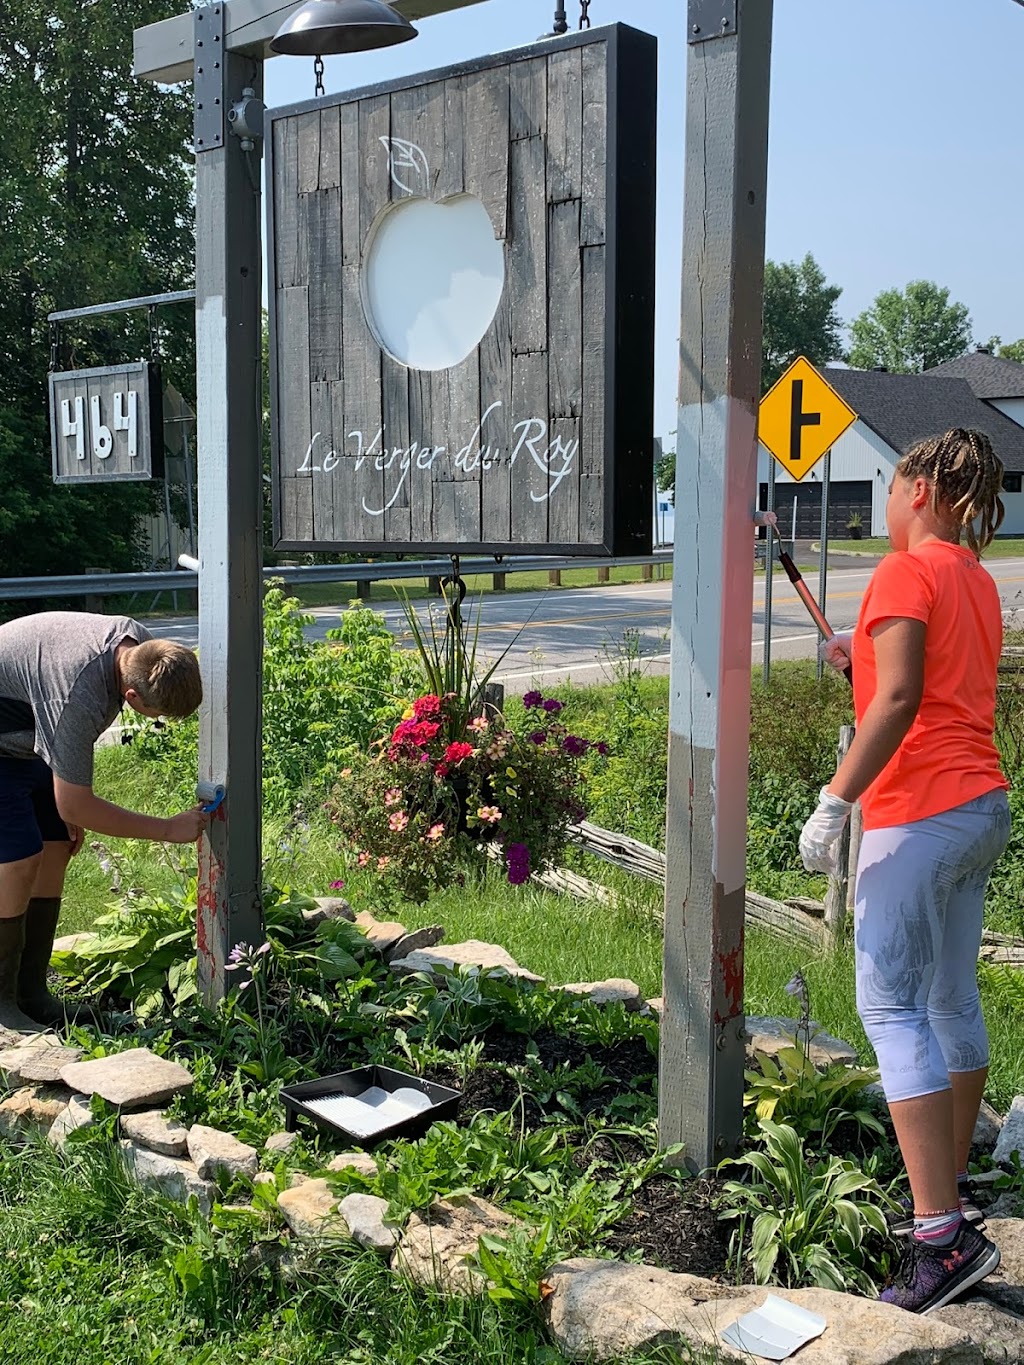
[[758, 356, 858, 481]]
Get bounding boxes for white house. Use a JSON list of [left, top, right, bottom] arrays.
[[756, 351, 1024, 539]]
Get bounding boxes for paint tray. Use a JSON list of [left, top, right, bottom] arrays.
[[720, 1293, 827, 1360], [280, 1066, 461, 1147]]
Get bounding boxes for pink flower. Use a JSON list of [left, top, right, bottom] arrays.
[[377, 856, 390, 872], [384, 787, 403, 806], [329, 879, 345, 890], [444, 741, 474, 764], [468, 716, 489, 733], [427, 823, 445, 842], [388, 811, 409, 832], [340, 767, 352, 778], [357, 850, 371, 868], [476, 805, 503, 824]]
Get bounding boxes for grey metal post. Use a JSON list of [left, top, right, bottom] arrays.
[[816, 450, 831, 680], [660, 0, 773, 1168], [193, 13, 265, 1001], [762, 456, 777, 686]]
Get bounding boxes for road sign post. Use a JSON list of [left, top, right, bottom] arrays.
[[816, 450, 832, 679], [762, 455, 776, 685], [660, 0, 773, 1170]]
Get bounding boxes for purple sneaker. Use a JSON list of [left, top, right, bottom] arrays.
[[890, 1180, 986, 1238], [881, 1222, 1001, 1314]]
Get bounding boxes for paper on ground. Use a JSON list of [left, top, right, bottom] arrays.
[[720, 1293, 827, 1361], [302, 1086, 434, 1138]]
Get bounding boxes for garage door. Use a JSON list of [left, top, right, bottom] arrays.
[[760, 481, 872, 539]]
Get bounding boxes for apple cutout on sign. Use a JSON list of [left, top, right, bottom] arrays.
[[362, 139, 506, 373]]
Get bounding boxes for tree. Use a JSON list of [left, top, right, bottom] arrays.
[[998, 339, 1024, 365], [655, 448, 675, 505], [761, 254, 844, 392], [0, 0, 195, 586], [848, 281, 972, 374]]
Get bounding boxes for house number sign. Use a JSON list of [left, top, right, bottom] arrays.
[[48, 362, 164, 484]]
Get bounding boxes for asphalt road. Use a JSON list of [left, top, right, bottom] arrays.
[[143, 556, 1024, 692]]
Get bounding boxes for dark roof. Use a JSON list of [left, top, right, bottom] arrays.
[[817, 368, 1024, 474], [925, 351, 1024, 400]]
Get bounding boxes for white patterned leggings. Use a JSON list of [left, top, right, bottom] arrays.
[[855, 789, 1011, 1103]]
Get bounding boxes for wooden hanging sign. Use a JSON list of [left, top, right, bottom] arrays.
[[266, 23, 657, 556], [49, 362, 164, 484]]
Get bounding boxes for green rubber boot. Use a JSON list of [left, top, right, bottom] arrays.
[[18, 897, 104, 1030], [0, 915, 47, 1033]]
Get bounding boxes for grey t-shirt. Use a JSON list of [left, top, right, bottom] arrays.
[[0, 612, 152, 785]]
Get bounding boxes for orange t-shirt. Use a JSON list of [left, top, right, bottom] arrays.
[[852, 540, 1008, 830]]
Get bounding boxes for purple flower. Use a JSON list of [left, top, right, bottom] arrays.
[[522, 691, 544, 709], [506, 842, 530, 884], [595, 742, 609, 756], [507, 863, 530, 886], [529, 730, 547, 746], [562, 735, 589, 757], [542, 698, 563, 714], [329, 879, 345, 890]]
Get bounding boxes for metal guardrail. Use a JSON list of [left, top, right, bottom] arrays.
[[0, 552, 674, 603]]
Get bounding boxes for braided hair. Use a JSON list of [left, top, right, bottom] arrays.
[[896, 428, 1005, 555]]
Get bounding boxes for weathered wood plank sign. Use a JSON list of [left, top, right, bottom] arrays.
[[48, 362, 164, 484], [267, 24, 656, 555]]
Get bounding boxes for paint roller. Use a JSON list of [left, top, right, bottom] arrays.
[[776, 547, 853, 686]]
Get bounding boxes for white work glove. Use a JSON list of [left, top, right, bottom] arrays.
[[799, 787, 853, 876], [819, 632, 853, 675]]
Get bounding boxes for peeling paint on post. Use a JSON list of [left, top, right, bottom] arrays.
[[659, 0, 773, 1170]]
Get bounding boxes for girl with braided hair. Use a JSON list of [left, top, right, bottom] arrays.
[[799, 428, 1010, 1314]]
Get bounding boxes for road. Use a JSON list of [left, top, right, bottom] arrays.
[[144, 557, 1024, 692]]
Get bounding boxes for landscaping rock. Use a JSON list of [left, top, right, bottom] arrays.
[[994, 1099, 1024, 1166], [277, 1178, 348, 1243], [644, 997, 662, 1019], [354, 912, 408, 957], [384, 926, 445, 964], [389, 941, 543, 985], [61, 1048, 193, 1109], [981, 1219, 1024, 1317], [263, 1130, 298, 1158], [0, 1036, 83, 1087], [120, 1110, 189, 1157], [326, 1151, 378, 1178], [561, 979, 644, 1011], [744, 1015, 858, 1067], [187, 1124, 259, 1183], [0, 1085, 72, 1139], [395, 1194, 515, 1295], [120, 1140, 218, 1216], [339, 1193, 399, 1254], [988, 1193, 1024, 1221], [975, 1098, 1005, 1151], [932, 1296, 1024, 1363], [306, 895, 355, 924], [47, 1094, 93, 1148], [542, 1258, 982, 1364]]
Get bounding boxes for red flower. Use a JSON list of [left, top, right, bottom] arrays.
[[444, 741, 474, 764], [434, 761, 450, 777], [413, 695, 441, 719], [412, 721, 440, 744]]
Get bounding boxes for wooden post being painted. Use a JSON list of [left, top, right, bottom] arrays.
[[824, 724, 855, 946], [133, 0, 488, 1004], [659, 0, 773, 1168]]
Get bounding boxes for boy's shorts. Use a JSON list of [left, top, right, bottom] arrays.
[[0, 756, 71, 864]]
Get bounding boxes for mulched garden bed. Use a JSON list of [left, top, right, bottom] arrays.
[[605, 1175, 733, 1279]]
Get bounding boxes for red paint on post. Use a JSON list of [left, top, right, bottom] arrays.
[[717, 945, 744, 1023]]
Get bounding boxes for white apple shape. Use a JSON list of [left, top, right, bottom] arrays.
[[362, 193, 506, 373]]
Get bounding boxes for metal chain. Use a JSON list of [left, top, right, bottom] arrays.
[[314, 54, 325, 97], [579, 0, 591, 29], [147, 305, 161, 365]]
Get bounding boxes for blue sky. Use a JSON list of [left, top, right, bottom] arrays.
[[263, 0, 1024, 443]]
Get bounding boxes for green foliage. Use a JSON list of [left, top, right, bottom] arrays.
[[762, 254, 845, 391], [129, 586, 423, 813], [0, 0, 195, 588], [744, 1046, 883, 1147], [719, 1120, 891, 1293], [848, 280, 972, 373], [997, 338, 1024, 365]]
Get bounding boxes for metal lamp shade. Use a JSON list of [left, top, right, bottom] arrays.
[[270, 0, 418, 55]]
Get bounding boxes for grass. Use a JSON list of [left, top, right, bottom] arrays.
[[827, 536, 1024, 558]]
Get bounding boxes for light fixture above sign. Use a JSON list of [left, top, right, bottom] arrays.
[[270, 0, 418, 56], [266, 23, 657, 556]]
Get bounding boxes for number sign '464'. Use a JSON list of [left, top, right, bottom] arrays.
[[49, 362, 164, 484]]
